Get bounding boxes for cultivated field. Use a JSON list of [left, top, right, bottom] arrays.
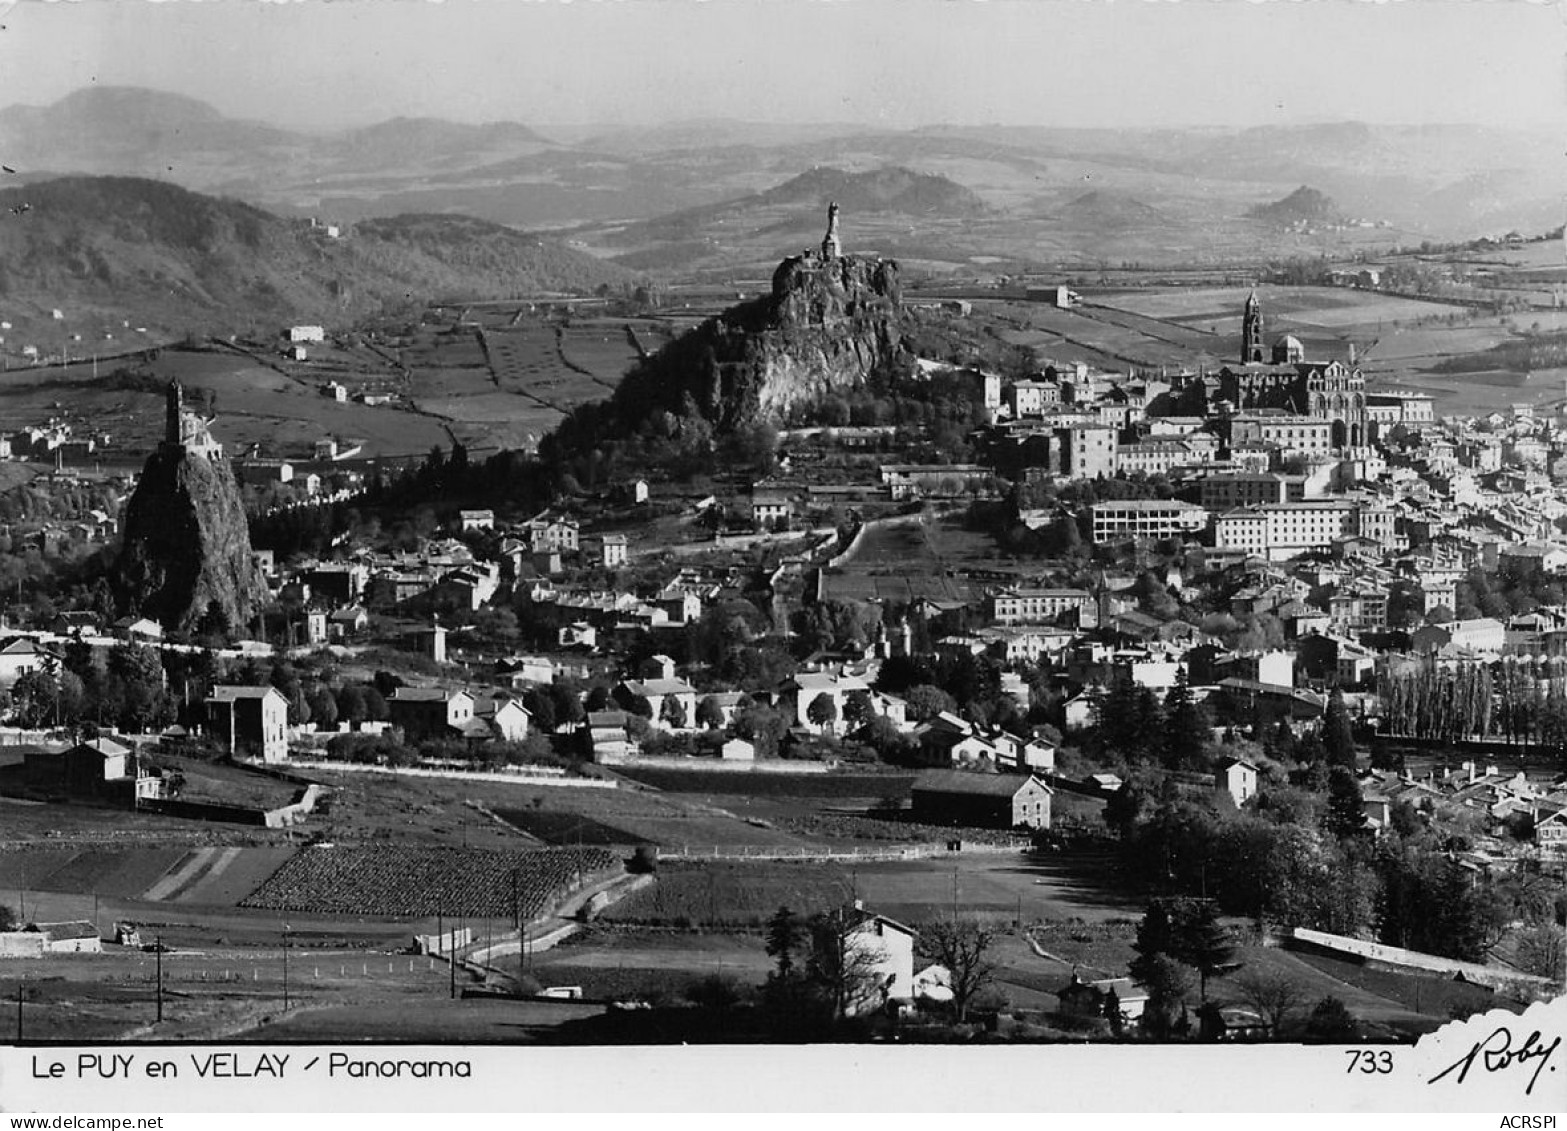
[[239, 844, 618, 918]]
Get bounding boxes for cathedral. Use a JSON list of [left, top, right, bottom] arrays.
[[1217, 290, 1366, 448]]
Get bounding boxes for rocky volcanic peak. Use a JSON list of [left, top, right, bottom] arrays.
[[115, 441, 268, 635], [611, 231, 905, 431]]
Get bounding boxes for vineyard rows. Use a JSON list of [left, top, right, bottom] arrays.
[[239, 845, 617, 918]]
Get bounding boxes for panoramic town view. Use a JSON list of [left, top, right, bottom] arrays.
[[0, 0, 1563, 1059]]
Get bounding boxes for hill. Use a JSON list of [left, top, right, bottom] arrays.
[[754, 166, 988, 217], [0, 176, 633, 339], [607, 165, 989, 263], [1056, 190, 1168, 228], [1249, 185, 1341, 226]]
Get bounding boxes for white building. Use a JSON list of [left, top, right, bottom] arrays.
[[1090, 500, 1209, 544]]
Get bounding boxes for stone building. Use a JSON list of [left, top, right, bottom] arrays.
[[1213, 292, 1367, 448]]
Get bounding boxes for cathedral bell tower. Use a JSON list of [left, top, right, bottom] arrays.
[[1242, 290, 1264, 364]]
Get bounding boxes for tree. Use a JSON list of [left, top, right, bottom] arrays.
[[1182, 899, 1240, 1004], [806, 692, 838, 731], [522, 688, 558, 733], [1322, 688, 1356, 768], [1131, 896, 1237, 1005], [1514, 922, 1566, 982], [695, 695, 727, 730], [917, 917, 999, 1022], [1325, 767, 1366, 839], [306, 687, 338, 732], [734, 701, 788, 758], [843, 689, 875, 729], [765, 905, 807, 980], [1303, 996, 1360, 1042], [1234, 969, 1309, 1036], [903, 684, 957, 722], [335, 683, 369, 726], [0, 902, 16, 931], [659, 694, 688, 730], [1135, 953, 1194, 1038], [1161, 670, 1210, 771], [548, 683, 586, 729]]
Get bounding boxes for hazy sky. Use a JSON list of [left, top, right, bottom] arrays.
[[1, 0, 1562, 132]]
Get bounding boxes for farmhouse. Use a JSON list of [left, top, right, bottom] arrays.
[[910, 769, 1052, 830], [205, 686, 289, 763]]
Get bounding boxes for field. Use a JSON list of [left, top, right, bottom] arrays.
[[611, 768, 915, 797], [492, 808, 654, 847], [597, 851, 1140, 931], [597, 861, 856, 927], [239, 844, 618, 917], [821, 512, 997, 603], [0, 845, 189, 899]]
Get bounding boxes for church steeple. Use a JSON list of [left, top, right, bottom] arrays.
[[1241, 289, 1264, 364]]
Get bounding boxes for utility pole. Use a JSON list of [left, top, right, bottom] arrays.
[[154, 934, 164, 1023], [15, 980, 22, 1041], [281, 923, 290, 1011]]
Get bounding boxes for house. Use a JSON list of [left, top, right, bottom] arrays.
[[781, 671, 872, 734], [616, 677, 698, 731], [752, 491, 793, 528], [36, 921, 101, 954], [0, 636, 62, 690], [910, 769, 1052, 829], [526, 514, 580, 554], [1216, 758, 1259, 808], [407, 623, 447, 664], [458, 509, 495, 532], [48, 611, 101, 637], [112, 616, 164, 643], [473, 696, 530, 742], [1536, 807, 1567, 863], [839, 903, 918, 1016], [22, 737, 134, 798], [497, 655, 556, 687], [327, 605, 369, 639], [586, 710, 638, 762], [387, 687, 476, 741], [1058, 973, 1147, 1022], [600, 533, 629, 568], [205, 686, 289, 763]]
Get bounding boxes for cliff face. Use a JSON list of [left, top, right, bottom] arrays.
[[115, 448, 268, 634], [614, 251, 906, 431]]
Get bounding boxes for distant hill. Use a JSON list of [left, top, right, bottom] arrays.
[[610, 165, 987, 254], [1249, 185, 1341, 225], [753, 166, 988, 216], [0, 176, 633, 337], [1056, 190, 1167, 228]]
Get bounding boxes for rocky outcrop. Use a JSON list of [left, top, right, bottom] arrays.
[[114, 447, 268, 634], [613, 249, 906, 431]]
